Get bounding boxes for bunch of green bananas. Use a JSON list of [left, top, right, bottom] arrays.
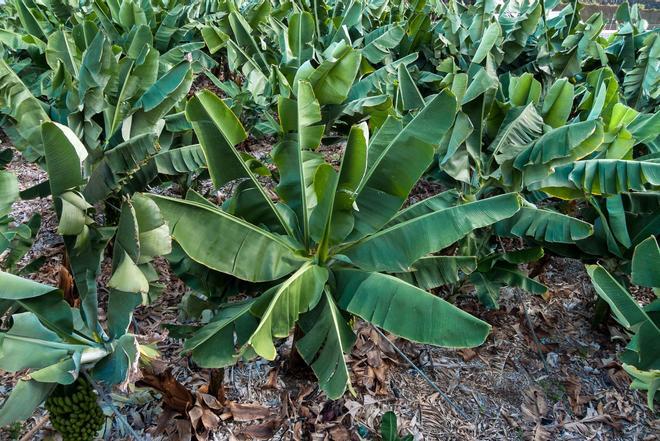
[[45, 378, 105, 441]]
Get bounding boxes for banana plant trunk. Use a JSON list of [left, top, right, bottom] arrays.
[[288, 324, 308, 373], [209, 368, 225, 403]]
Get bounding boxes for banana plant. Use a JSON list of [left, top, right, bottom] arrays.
[[0, 272, 109, 427], [199, 0, 426, 119], [44, 23, 195, 152], [0, 261, 161, 428], [0, 122, 172, 428], [146, 85, 525, 399], [41, 122, 171, 331], [3, 35, 211, 209], [0, 0, 219, 202], [0, 175, 170, 428], [586, 236, 659, 409]]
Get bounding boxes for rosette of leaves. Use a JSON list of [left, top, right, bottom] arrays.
[[147, 83, 524, 399], [0, 122, 172, 429], [40, 121, 172, 336], [0, 269, 133, 428], [0, 190, 170, 429]]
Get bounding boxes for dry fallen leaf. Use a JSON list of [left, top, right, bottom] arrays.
[[201, 408, 220, 430], [328, 425, 351, 441], [459, 348, 477, 362], [343, 400, 362, 418], [238, 418, 283, 439], [138, 368, 194, 413], [188, 400, 221, 441], [263, 368, 279, 390], [174, 418, 193, 441], [198, 392, 223, 410], [229, 402, 273, 421], [563, 375, 591, 416], [532, 423, 552, 441]]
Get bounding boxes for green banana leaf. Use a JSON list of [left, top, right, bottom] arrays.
[[248, 262, 328, 360], [345, 193, 521, 272], [350, 90, 458, 239], [182, 300, 258, 368], [541, 78, 575, 128], [186, 90, 292, 236], [495, 206, 594, 243], [0, 380, 55, 427], [529, 159, 660, 199], [0, 59, 50, 160], [0, 171, 18, 218], [147, 194, 308, 282], [297, 289, 356, 399], [362, 24, 405, 64], [336, 269, 491, 348], [394, 256, 478, 289], [631, 236, 660, 288]]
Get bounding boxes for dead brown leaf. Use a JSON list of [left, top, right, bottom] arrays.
[[532, 423, 552, 441], [459, 348, 477, 362], [263, 368, 279, 390], [201, 408, 220, 430], [367, 349, 383, 368], [296, 384, 316, 403], [152, 408, 178, 434], [197, 392, 223, 411], [563, 376, 591, 416], [188, 400, 221, 441], [606, 365, 631, 390], [174, 419, 193, 441], [138, 368, 194, 413], [328, 425, 351, 441], [229, 402, 272, 421], [521, 386, 550, 424], [58, 264, 78, 307], [238, 418, 283, 439]]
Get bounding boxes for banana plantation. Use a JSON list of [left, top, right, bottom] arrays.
[[0, 0, 658, 439]]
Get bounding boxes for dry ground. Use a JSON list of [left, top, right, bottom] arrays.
[[0, 144, 658, 441]]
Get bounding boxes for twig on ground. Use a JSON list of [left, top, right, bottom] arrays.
[[371, 326, 470, 420], [516, 295, 576, 418], [517, 293, 550, 375], [496, 348, 513, 386], [19, 416, 49, 441]]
